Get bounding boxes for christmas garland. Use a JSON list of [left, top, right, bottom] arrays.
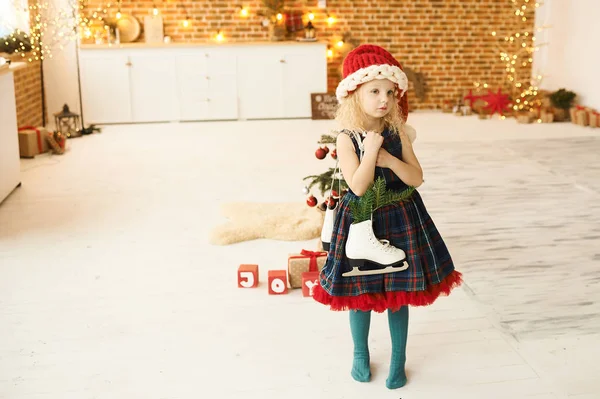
[[349, 177, 415, 223]]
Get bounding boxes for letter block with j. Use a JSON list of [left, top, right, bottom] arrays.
[[238, 264, 259, 288]]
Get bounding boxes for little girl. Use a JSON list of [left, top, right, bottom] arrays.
[[312, 44, 463, 389]]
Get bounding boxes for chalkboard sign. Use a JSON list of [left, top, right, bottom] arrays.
[[311, 93, 338, 120]]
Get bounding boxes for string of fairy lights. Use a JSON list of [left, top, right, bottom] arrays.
[[3, 0, 548, 107], [1, 1, 81, 62], [474, 0, 549, 113], [2, 1, 347, 62]]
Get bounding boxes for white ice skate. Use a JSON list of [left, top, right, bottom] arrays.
[[321, 202, 337, 251], [343, 219, 409, 277]]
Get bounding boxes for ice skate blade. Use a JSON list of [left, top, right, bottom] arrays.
[[342, 261, 409, 277]]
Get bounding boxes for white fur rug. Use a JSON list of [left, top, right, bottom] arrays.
[[209, 202, 324, 245]]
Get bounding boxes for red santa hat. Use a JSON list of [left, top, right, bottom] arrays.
[[336, 44, 409, 122]]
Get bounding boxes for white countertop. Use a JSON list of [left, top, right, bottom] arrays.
[[79, 40, 326, 50]]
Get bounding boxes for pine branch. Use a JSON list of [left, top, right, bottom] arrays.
[[318, 134, 337, 145], [372, 177, 386, 210], [348, 178, 416, 224], [303, 168, 348, 196], [375, 186, 415, 211]]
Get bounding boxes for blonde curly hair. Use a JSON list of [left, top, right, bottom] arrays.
[[335, 88, 405, 135]]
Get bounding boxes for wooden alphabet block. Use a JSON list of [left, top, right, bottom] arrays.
[[301, 271, 320, 297], [268, 270, 288, 295], [238, 264, 259, 288]]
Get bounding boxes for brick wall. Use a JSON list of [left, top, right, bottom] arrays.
[[83, 1, 537, 112], [9, 0, 44, 128], [11, 60, 44, 128]]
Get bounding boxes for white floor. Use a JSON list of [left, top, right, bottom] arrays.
[[1, 112, 599, 399]]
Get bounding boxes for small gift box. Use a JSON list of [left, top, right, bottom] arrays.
[[516, 113, 533, 124], [569, 106, 579, 122], [575, 108, 589, 126], [288, 250, 327, 289], [540, 110, 554, 123], [17, 126, 51, 158], [589, 112, 600, 128], [441, 100, 452, 113]]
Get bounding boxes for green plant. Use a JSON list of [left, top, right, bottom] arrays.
[[0, 30, 32, 54], [258, 0, 285, 21], [549, 88, 577, 111]]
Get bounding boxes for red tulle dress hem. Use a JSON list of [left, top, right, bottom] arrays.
[[312, 270, 463, 313]]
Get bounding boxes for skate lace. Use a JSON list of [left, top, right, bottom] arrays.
[[381, 240, 395, 253], [372, 237, 395, 253]]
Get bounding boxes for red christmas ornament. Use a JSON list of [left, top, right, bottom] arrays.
[[306, 195, 317, 207], [483, 88, 511, 116], [315, 148, 327, 160], [322, 146, 330, 154], [331, 149, 337, 159], [331, 189, 339, 198], [327, 197, 337, 209]]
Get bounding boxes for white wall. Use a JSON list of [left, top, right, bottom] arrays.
[[41, 0, 82, 130], [533, 0, 600, 110], [0, 71, 21, 203]]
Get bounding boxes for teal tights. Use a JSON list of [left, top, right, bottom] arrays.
[[349, 307, 409, 389]]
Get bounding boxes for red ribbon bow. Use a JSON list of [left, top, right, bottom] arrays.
[[298, 249, 327, 272]]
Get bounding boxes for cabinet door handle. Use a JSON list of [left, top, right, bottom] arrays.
[[206, 98, 211, 102], [279, 59, 286, 63], [125, 61, 132, 67], [206, 76, 210, 80]]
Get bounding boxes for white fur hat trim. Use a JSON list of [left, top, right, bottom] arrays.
[[336, 64, 408, 103]]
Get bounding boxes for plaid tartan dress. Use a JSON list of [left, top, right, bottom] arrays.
[[313, 129, 462, 312]]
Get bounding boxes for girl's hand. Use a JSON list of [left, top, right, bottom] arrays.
[[362, 131, 384, 155], [376, 148, 395, 168]]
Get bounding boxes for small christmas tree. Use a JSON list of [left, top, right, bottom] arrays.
[[303, 132, 348, 210], [303, 133, 415, 213]]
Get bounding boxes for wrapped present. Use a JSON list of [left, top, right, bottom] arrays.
[[540, 110, 554, 123], [441, 100, 452, 113], [516, 113, 533, 124], [47, 131, 66, 154], [574, 108, 589, 126], [569, 106, 578, 122], [17, 126, 50, 158], [589, 112, 600, 128], [288, 249, 327, 288]]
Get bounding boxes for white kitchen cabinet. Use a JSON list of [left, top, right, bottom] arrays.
[[176, 50, 237, 121], [79, 43, 327, 123], [79, 53, 132, 124], [237, 46, 327, 120], [282, 52, 327, 118], [129, 54, 179, 122], [237, 53, 284, 119], [0, 66, 22, 204]]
